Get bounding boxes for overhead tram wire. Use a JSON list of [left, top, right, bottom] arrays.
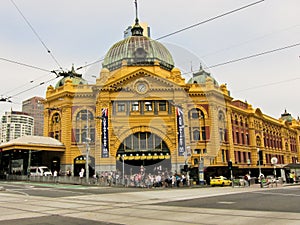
[[0, 57, 57, 75], [235, 77, 300, 93], [9, 75, 58, 98], [2, 73, 56, 96], [155, 0, 265, 41], [0, 73, 58, 103], [205, 42, 300, 69], [76, 57, 105, 71], [76, 0, 264, 71], [10, 0, 63, 71]]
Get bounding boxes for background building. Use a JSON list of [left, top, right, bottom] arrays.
[[124, 22, 150, 38], [0, 110, 34, 143], [22, 96, 45, 136]]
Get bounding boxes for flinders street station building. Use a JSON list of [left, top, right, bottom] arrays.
[[1, 16, 300, 183]]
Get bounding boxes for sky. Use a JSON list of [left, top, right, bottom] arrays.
[[0, 0, 299, 119]]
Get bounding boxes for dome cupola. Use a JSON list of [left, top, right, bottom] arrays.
[[102, 0, 174, 72], [55, 65, 87, 88], [188, 65, 219, 86]]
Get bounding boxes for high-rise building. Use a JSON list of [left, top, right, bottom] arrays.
[[0, 110, 34, 143], [124, 22, 150, 38], [22, 96, 44, 136]]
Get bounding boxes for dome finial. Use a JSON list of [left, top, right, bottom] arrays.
[[131, 0, 143, 36], [134, 0, 139, 24]]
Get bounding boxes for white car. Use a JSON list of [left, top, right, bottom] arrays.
[[30, 166, 52, 176]]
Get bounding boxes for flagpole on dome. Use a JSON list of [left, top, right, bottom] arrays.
[[134, 0, 139, 24], [131, 0, 143, 36]]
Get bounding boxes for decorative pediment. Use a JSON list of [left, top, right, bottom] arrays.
[[99, 68, 185, 93]]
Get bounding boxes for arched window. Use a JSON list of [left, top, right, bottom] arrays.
[[75, 109, 95, 143], [218, 111, 226, 142], [118, 132, 168, 153], [188, 108, 206, 142], [256, 136, 261, 146], [50, 112, 61, 140], [189, 108, 204, 119]]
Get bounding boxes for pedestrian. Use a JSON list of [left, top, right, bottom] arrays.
[[66, 169, 71, 176], [289, 172, 295, 184], [246, 174, 251, 186], [53, 170, 58, 183], [244, 174, 249, 186], [79, 168, 84, 183]]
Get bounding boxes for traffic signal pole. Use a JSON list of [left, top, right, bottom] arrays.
[[228, 160, 233, 187]]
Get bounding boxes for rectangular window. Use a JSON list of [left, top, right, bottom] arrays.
[[243, 151, 247, 163], [75, 129, 80, 142], [145, 101, 153, 111], [246, 133, 249, 145], [236, 131, 240, 144], [117, 102, 126, 112], [201, 126, 206, 140], [158, 101, 167, 111], [238, 151, 241, 163], [222, 149, 225, 162], [219, 128, 224, 142], [193, 129, 200, 141], [131, 101, 139, 111]]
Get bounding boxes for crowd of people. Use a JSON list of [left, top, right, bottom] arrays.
[[92, 166, 189, 188]]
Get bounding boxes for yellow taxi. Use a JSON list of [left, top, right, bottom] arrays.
[[210, 176, 232, 187]]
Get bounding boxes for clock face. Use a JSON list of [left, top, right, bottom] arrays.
[[136, 82, 147, 93]]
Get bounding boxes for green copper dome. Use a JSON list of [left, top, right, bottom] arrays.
[[102, 35, 175, 72], [55, 66, 88, 88], [188, 66, 219, 86]]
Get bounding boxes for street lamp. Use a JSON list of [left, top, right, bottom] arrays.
[[257, 148, 262, 176], [271, 157, 278, 187], [247, 159, 251, 175], [257, 148, 263, 188], [85, 138, 91, 183], [122, 154, 125, 186]]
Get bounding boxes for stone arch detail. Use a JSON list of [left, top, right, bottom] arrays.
[[111, 126, 174, 157]]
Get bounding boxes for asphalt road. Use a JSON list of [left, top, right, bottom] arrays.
[[158, 188, 300, 213], [0, 181, 300, 225]]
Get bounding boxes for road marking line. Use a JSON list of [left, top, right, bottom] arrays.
[[217, 201, 236, 204]]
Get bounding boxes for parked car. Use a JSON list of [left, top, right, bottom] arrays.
[[30, 166, 52, 176], [210, 176, 232, 187]]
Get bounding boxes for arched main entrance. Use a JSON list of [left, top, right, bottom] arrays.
[[74, 155, 95, 177], [116, 132, 171, 175]]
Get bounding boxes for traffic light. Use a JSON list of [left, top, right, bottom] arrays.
[[228, 161, 232, 170], [184, 164, 188, 172]]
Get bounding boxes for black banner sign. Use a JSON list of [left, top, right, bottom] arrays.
[[101, 108, 109, 158]]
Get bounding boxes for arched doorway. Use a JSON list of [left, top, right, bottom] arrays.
[[116, 132, 171, 175], [74, 155, 95, 177]]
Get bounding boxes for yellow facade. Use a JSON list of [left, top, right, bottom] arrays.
[[43, 21, 300, 181]]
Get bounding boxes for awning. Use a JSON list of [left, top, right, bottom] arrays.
[[0, 135, 65, 152], [283, 163, 300, 169]]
